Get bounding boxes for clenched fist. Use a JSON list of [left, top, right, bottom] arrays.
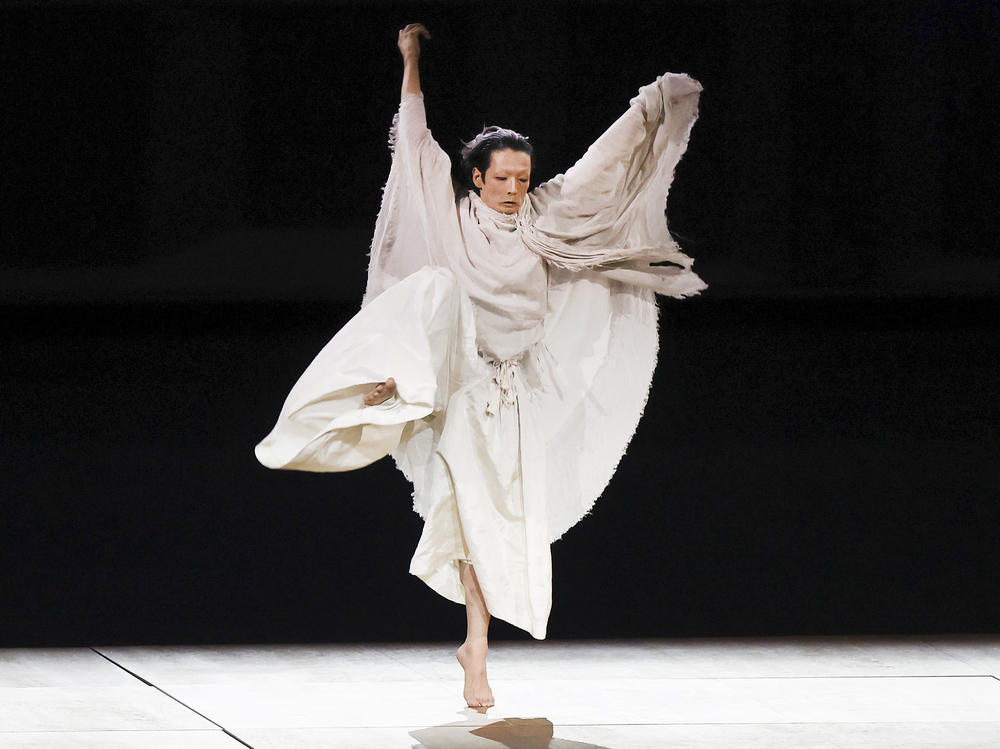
[[398, 23, 430, 60]]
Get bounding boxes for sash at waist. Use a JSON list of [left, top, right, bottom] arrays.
[[478, 341, 552, 416]]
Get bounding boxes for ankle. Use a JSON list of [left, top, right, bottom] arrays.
[[458, 638, 489, 662]]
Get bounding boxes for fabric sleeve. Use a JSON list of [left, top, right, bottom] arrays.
[[363, 94, 457, 306], [393, 93, 439, 155], [538, 74, 702, 215], [524, 73, 707, 298]]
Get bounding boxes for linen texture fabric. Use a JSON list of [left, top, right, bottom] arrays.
[[255, 73, 705, 638]]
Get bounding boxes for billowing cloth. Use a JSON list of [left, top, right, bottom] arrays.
[[255, 73, 705, 638]]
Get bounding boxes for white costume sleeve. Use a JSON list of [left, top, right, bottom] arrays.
[[363, 93, 457, 305], [524, 73, 706, 298]]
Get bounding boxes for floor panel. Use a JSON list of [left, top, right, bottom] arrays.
[[0, 731, 241, 749], [6, 638, 999, 748]]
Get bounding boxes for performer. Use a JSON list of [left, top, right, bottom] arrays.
[[255, 23, 705, 708]]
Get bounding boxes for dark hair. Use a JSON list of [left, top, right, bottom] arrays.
[[459, 126, 534, 194]]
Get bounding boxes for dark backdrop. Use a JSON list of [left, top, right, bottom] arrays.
[[2, 0, 998, 645]]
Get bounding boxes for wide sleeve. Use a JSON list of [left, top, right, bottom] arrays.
[[363, 93, 458, 306], [524, 73, 707, 299]]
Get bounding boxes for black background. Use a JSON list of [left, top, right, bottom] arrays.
[[2, 0, 998, 646]]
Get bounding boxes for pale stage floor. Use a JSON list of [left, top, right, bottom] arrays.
[[3, 636, 1000, 748]]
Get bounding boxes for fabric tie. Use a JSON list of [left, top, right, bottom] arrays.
[[484, 357, 519, 415]]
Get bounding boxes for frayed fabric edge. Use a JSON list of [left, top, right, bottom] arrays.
[[546, 286, 661, 544]]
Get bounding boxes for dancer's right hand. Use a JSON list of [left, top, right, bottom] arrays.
[[363, 377, 396, 406], [397, 23, 430, 60]]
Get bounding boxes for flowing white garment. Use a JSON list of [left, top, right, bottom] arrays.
[[255, 73, 705, 639]]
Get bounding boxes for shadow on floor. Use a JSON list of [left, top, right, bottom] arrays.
[[411, 713, 611, 748]]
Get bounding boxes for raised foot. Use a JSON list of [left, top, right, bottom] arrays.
[[363, 377, 396, 406], [456, 639, 493, 709]]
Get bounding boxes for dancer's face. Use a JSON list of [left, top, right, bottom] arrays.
[[472, 148, 532, 215]]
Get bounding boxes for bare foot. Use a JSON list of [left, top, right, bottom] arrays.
[[456, 638, 493, 709], [363, 377, 396, 406]]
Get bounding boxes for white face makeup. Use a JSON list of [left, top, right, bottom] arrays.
[[472, 148, 532, 214]]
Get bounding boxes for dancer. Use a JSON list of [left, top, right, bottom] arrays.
[[255, 23, 705, 708]]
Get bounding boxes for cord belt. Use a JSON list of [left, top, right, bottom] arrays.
[[484, 357, 519, 415]]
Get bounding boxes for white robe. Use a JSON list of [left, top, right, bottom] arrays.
[[255, 73, 705, 639]]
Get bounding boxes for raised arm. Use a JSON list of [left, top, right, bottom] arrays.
[[362, 23, 433, 407], [523, 73, 707, 297], [397, 23, 430, 100], [365, 22, 454, 307]]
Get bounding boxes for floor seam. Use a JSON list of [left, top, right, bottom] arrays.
[[0, 729, 234, 734], [89, 647, 255, 749]]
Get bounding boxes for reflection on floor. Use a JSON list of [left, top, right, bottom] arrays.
[[2, 636, 1000, 748]]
